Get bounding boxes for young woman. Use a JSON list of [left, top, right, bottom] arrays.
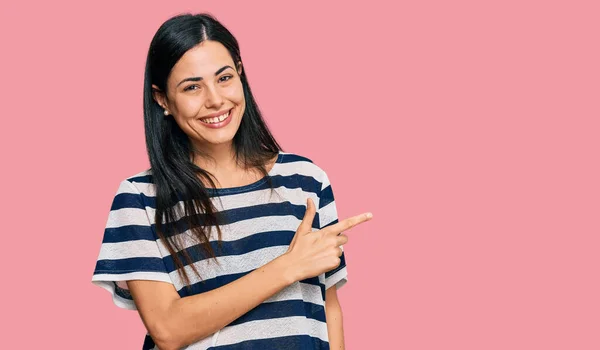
[[92, 13, 372, 350]]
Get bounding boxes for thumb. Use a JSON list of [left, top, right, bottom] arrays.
[[298, 197, 317, 233]]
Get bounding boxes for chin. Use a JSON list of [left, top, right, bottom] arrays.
[[204, 131, 237, 145], [210, 137, 235, 145]]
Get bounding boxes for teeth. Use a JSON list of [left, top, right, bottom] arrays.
[[201, 111, 229, 124]]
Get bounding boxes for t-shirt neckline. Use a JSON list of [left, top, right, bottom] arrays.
[[206, 151, 283, 196]]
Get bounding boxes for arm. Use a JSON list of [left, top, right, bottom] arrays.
[[325, 285, 346, 350], [127, 254, 296, 350]]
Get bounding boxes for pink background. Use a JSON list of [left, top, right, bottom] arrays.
[[2, 0, 599, 349]]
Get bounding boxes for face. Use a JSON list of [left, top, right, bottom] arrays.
[[152, 40, 245, 150]]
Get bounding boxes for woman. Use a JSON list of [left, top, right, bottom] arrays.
[[92, 13, 372, 350]]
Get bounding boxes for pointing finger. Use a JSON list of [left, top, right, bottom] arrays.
[[325, 212, 372, 235]]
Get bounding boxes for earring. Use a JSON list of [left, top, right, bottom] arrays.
[[164, 109, 169, 116]]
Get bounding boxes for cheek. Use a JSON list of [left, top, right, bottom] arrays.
[[224, 82, 245, 105], [175, 96, 203, 117]]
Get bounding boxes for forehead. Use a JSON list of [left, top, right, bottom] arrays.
[[170, 40, 234, 81]]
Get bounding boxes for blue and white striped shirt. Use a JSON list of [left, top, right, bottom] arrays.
[[92, 151, 348, 349]]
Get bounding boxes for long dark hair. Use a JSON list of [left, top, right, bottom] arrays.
[[143, 13, 283, 289]]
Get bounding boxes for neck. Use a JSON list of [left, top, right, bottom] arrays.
[[191, 141, 239, 173]]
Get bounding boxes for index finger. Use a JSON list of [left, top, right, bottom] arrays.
[[324, 212, 373, 235]]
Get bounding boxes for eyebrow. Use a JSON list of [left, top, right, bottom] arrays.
[[176, 65, 234, 87]]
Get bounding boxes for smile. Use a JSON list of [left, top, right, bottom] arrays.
[[198, 108, 233, 129]]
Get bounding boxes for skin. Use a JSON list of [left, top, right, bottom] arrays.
[[136, 40, 349, 348]]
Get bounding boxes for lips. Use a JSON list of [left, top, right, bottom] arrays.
[[199, 108, 232, 124], [197, 108, 234, 129]]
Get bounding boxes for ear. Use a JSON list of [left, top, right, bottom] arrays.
[[151, 84, 169, 112], [236, 61, 243, 76]]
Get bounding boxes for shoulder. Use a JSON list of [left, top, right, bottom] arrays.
[[278, 151, 330, 187], [113, 168, 155, 197]]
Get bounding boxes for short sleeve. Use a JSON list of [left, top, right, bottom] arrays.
[[318, 172, 348, 291], [91, 179, 173, 310]]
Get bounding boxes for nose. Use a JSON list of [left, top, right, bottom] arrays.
[[204, 85, 224, 109]]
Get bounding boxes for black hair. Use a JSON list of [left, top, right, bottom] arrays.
[[142, 13, 283, 289]]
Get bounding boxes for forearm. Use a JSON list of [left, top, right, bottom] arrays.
[[162, 254, 296, 349], [326, 300, 345, 349]]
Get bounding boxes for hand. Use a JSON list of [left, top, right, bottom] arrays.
[[283, 197, 372, 282]]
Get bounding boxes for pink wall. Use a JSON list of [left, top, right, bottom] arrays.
[[2, 0, 599, 349]]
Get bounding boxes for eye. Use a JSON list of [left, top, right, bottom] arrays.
[[184, 84, 201, 92], [219, 75, 233, 83]]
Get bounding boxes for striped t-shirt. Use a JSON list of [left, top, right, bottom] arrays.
[[91, 151, 348, 349]]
